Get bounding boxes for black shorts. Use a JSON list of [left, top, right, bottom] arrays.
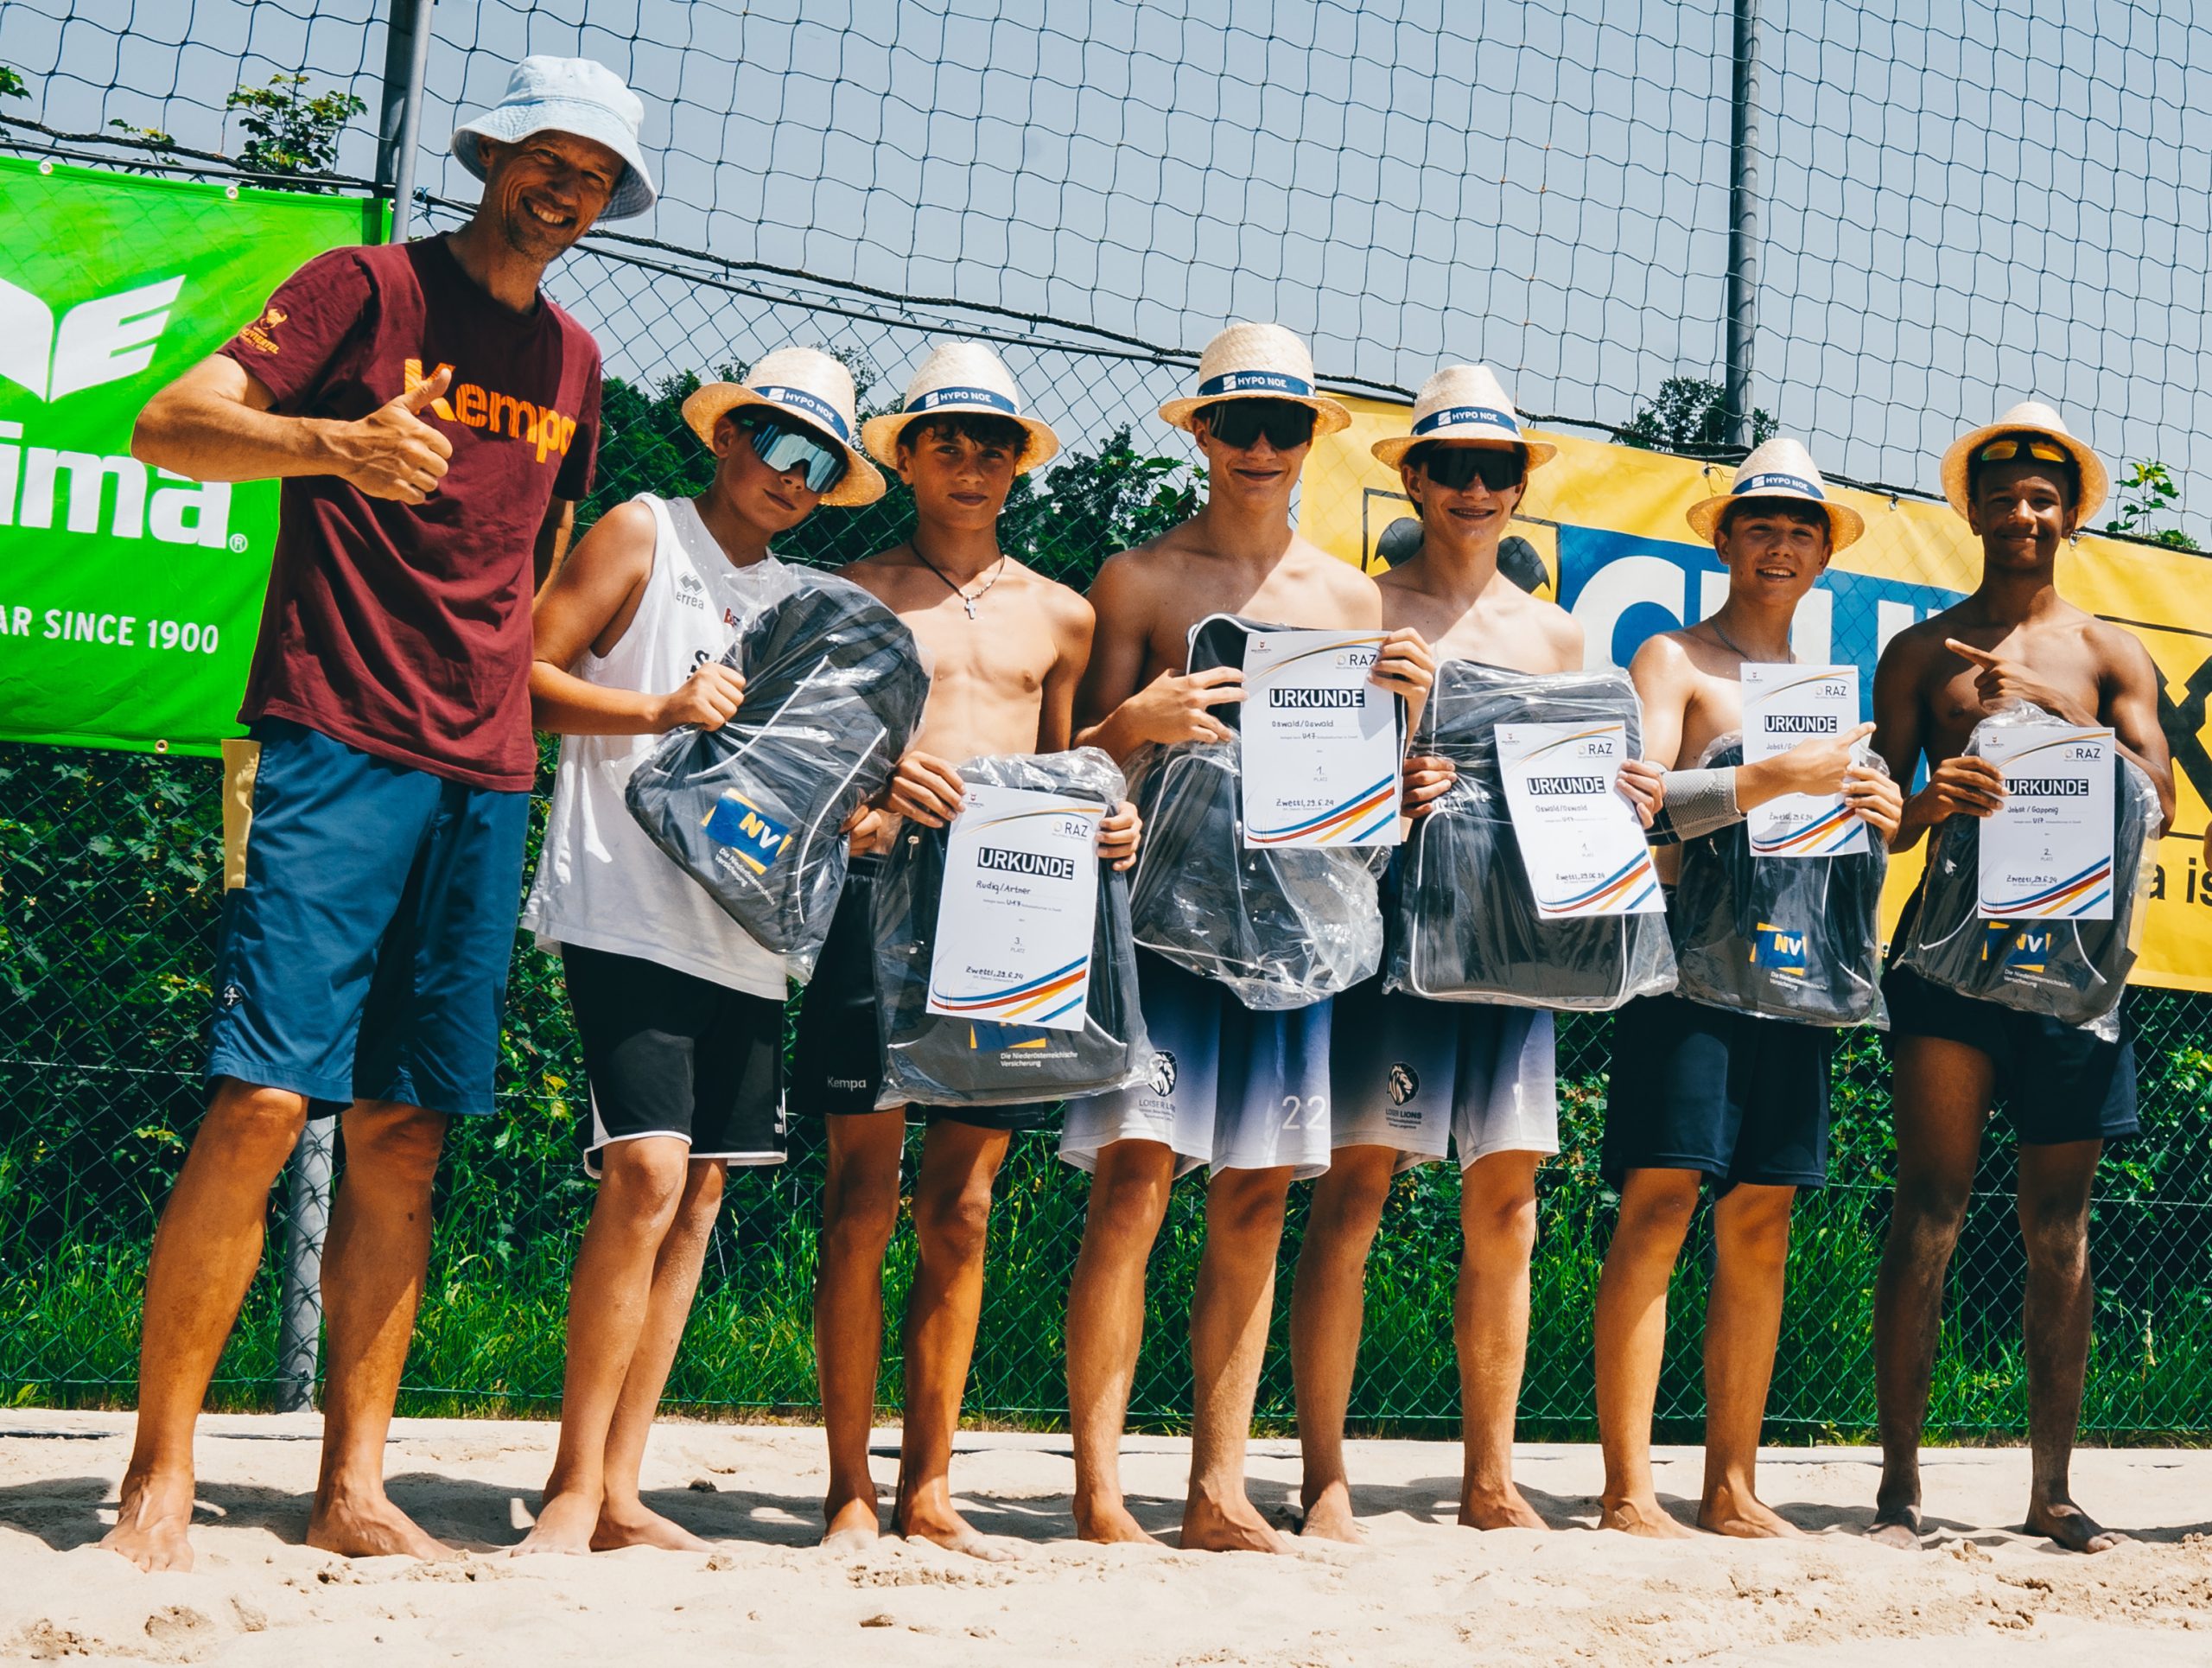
[[1602, 992, 1834, 1191], [563, 945, 786, 1178], [789, 856, 1054, 1133], [1880, 965, 2138, 1143]]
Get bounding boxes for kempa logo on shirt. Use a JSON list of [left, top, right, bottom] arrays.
[[0, 272, 184, 403], [404, 358, 582, 465]]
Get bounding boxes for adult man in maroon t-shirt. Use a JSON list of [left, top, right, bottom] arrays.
[[102, 57, 652, 1571]]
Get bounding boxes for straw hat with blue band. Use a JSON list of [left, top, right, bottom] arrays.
[[682, 346, 887, 507], [1938, 400, 2108, 526], [1159, 322, 1352, 436], [451, 55, 658, 220], [861, 341, 1061, 474], [1685, 436, 1864, 551], [1370, 363, 1557, 470]]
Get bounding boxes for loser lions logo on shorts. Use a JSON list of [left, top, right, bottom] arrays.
[[1147, 1051, 1178, 1097], [1386, 1062, 1419, 1106]]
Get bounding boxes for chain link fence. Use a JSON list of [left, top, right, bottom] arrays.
[[4, 1, 2212, 1439]]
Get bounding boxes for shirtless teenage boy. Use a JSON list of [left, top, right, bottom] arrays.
[[515, 348, 884, 1554], [789, 342, 1139, 1557], [1290, 365, 1604, 1541], [1058, 322, 1433, 1551], [1870, 404, 2173, 1554], [1598, 440, 1902, 1539]]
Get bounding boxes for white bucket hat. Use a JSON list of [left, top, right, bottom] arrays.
[[1159, 321, 1352, 436], [1370, 363, 1558, 471], [452, 55, 657, 220], [1939, 400, 2107, 526], [682, 346, 887, 507], [1685, 436, 1865, 551], [860, 341, 1060, 474]]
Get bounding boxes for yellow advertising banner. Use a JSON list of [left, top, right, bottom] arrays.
[[1303, 394, 2212, 992]]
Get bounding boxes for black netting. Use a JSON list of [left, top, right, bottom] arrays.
[[3, 1, 2211, 1437]]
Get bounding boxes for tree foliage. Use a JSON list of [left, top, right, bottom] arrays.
[[2105, 460, 2201, 551], [226, 73, 365, 184], [1620, 374, 1777, 457]]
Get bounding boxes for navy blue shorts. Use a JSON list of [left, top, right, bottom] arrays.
[[1881, 965, 2138, 1143], [1602, 992, 1834, 1191], [207, 719, 531, 1118]]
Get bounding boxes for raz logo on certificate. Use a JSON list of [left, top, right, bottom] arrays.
[[703, 791, 792, 874]]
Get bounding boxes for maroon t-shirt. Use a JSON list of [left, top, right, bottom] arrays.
[[220, 235, 601, 791]]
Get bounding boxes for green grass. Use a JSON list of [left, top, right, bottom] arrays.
[[7, 740, 2212, 1440]]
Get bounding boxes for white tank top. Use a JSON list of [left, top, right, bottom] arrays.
[[521, 493, 788, 997]]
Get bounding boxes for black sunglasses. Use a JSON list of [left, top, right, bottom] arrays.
[[1417, 444, 1525, 493], [1198, 398, 1317, 452], [738, 410, 849, 494]]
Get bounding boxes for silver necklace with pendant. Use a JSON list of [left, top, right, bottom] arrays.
[[912, 544, 1006, 620]]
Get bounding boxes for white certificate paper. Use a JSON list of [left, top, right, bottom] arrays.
[[925, 783, 1103, 1033], [1741, 664, 1868, 857], [1238, 628, 1402, 848], [1978, 724, 2116, 920], [1496, 721, 1664, 919]]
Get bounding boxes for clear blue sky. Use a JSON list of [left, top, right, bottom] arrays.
[[8, 0, 2208, 532]]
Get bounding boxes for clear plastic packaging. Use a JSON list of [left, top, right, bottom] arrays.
[[1382, 659, 1676, 1010], [874, 748, 1150, 1109], [1127, 614, 1389, 1011], [1892, 703, 2161, 1035], [1671, 734, 1890, 1028], [625, 568, 928, 982]]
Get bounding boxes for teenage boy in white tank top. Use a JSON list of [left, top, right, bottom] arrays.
[[513, 347, 887, 1554]]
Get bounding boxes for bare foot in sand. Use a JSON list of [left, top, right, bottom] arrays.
[[1868, 1494, 1923, 1550], [1599, 1495, 1698, 1539], [2028, 1498, 2127, 1554], [594, 1500, 712, 1553], [1073, 1497, 1165, 1546], [101, 1469, 197, 1572], [512, 1487, 601, 1555], [899, 1500, 1015, 1562], [1296, 1483, 1363, 1545], [308, 1487, 453, 1560], [1459, 1487, 1548, 1531], [821, 1491, 880, 1554], [1699, 1483, 1805, 1539], [1183, 1486, 1287, 1554]]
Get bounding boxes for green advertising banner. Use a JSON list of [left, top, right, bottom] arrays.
[[0, 156, 380, 756]]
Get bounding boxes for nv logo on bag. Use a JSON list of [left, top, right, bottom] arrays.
[[1749, 923, 1808, 975], [702, 791, 791, 874], [969, 1021, 1051, 1054], [1981, 921, 2049, 974]]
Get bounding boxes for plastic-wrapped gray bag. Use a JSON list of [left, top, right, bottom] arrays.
[[1128, 614, 1390, 1011], [626, 568, 928, 981], [1382, 659, 1675, 1011], [1893, 703, 2160, 1033], [1672, 735, 1889, 1028], [874, 748, 1150, 1109]]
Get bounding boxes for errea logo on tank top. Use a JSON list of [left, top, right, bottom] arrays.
[[404, 358, 581, 464]]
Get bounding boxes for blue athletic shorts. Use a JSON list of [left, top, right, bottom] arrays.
[[1059, 950, 1335, 1179], [1880, 965, 2138, 1143], [207, 719, 531, 1118], [1601, 991, 1834, 1191]]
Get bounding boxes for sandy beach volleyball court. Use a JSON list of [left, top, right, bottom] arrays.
[[5, 1410, 2212, 1664]]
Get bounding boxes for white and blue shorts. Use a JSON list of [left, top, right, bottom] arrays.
[[1327, 976, 1559, 1172], [1058, 951, 1335, 1179]]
